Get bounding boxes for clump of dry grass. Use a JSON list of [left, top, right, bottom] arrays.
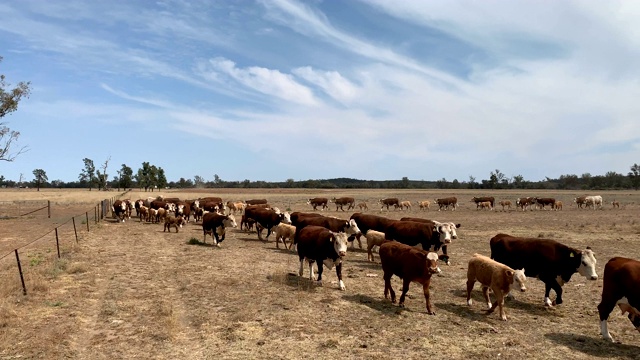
[[66, 262, 88, 274]]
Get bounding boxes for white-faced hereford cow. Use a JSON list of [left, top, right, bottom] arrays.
[[516, 197, 535, 211], [112, 200, 127, 222], [331, 197, 355, 211], [533, 197, 556, 210], [398, 217, 460, 264], [380, 241, 441, 314], [435, 197, 457, 211], [296, 225, 349, 290], [202, 213, 237, 246], [294, 216, 361, 249], [245, 207, 290, 241], [598, 257, 640, 342], [379, 198, 400, 211], [471, 196, 495, 209], [349, 213, 396, 248], [490, 233, 597, 307], [307, 197, 329, 211]]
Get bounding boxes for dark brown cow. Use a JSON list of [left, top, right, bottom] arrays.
[[379, 198, 400, 211], [332, 197, 355, 211], [201, 201, 224, 213], [349, 213, 396, 246], [290, 212, 324, 227], [202, 213, 237, 246], [240, 214, 256, 231], [296, 226, 349, 290], [149, 200, 176, 212], [380, 241, 441, 314], [163, 197, 181, 204], [533, 197, 556, 210], [294, 216, 361, 248], [435, 197, 457, 211], [490, 233, 598, 306], [307, 197, 329, 211], [598, 257, 640, 342], [245, 207, 289, 241], [245, 199, 268, 205], [516, 197, 534, 211], [399, 217, 461, 263], [112, 200, 127, 222], [471, 196, 495, 209]]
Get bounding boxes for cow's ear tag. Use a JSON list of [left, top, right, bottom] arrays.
[[570, 252, 575, 258]]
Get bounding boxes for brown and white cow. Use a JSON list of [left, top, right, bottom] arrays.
[[598, 257, 640, 342], [296, 226, 349, 290], [435, 197, 457, 211], [349, 213, 396, 247], [490, 233, 597, 306], [331, 197, 355, 211], [471, 196, 495, 209], [307, 197, 329, 211], [398, 217, 460, 264], [611, 200, 620, 209], [112, 200, 127, 222], [533, 197, 556, 210], [516, 197, 534, 211], [379, 198, 400, 211], [164, 215, 186, 233], [245, 207, 290, 241], [573, 195, 587, 209], [202, 213, 237, 246], [498, 200, 512, 211], [380, 241, 441, 314], [294, 216, 361, 248]]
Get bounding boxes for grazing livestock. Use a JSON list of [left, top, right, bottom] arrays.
[[307, 197, 329, 211], [201, 201, 224, 213], [226, 201, 246, 214], [289, 212, 323, 227], [573, 195, 587, 209], [365, 230, 386, 262], [498, 200, 512, 211], [147, 208, 159, 223], [331, 197, 356, 211], [245, 207, 289, 241], [294, 216, 361, 248], [399, 200, 412, 210], [273, 223, 296, 250], [193, 207, 205, 222], [112, 200, 127, 222], [553, 200, 563, 211], [379, 198, 400, 211], [379, 241, 441, 314], [612, 200, 620, 209], [534, 197, 556, 210], [240, 215, 256, 231], [357, 202, 369, 211], [598, 257, 640, 342], [245, 199, 268, 206], [516, 197, 535, 211], [471, 196, 495, 209], [137, 205, 149, 222], [124, 199, 135, 219], [296, 226, 349, 290], [435, 197, 457, 211], [585, 195, 603, 210], [398, 217, 460, 264], [490, 233, 598, 306], [477, 201, 492, 210], [349, 213, 396, 246], [417, 200, 431, 211], [466, 254, 527, 320], [164, 215, 186, 233], [202, 213, 237, 246]]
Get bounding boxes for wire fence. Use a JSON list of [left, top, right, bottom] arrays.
[[0, 200, 51, 218], [0, 192, 128, 296]]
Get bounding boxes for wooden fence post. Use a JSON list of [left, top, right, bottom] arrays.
[[72, 217, 79, 243], [94, 206, 98, 224], [86, 212, 90, 232], [55, 228, 60, 259], [15, 250, 26, 295], [47, 200, 51, 218]]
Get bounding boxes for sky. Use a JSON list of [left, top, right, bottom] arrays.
[[0, 0, 639, 184]]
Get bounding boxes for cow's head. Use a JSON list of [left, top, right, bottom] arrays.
[[508, 268, 527, 292], [434, 222, 457, 244], [166, 203, 176, 212], [177, 216, 187, 228], [223, 214, 237, 228], [576, 247, 598, 280], [424, 252, 441, 274], [343, 219, 361, 236], [176, 204, 184, 215], [306, 199, 312, 205], [280, 212, 292, 224], [330, 232, 349, 258]]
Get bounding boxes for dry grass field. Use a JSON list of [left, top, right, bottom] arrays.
[[1, 188, 639, 359]]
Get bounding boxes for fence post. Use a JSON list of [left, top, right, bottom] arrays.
[[55, 228, 60, 258], [15, 249, 27, 295], [86, 212, 90, 232], [47, 200, 51, 218], [94, 206, 98, 224], [72, 217, 78, 243]]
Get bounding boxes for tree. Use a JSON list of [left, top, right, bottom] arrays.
[[629, 164, 640, 190], [79, 158, 96, 191], [32, 169, 47, 191], [96, 156, 110, 191], [194, 175, 205, 188], [1, 56, 31, 162], [401, 176, 410, 189], [117, 164, 133, 190], [467, 175, 476, 189], [512, 175, 526, 189], [156, 167, 167, 189]]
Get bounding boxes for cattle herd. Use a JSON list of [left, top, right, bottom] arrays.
[[110, 194, 639, 343]]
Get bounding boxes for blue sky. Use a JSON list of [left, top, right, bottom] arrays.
[[1, 0, 639, 183]]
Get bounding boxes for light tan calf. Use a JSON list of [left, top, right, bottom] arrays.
[[417, 200, 431, 210], [164, 215, 186, 233], [226, 201, 246, 214], [156, 208, 167, 223], [273, 223, 296, 250], [138, 205, 149, 222], [147, 208, 159, 223], [478, 201, 492, 210], [498, 200, 511, 211], [466, 254, 527, 321], [554, 200, 563, 211], [400, 200, 412, 210], [611, 200, 620, 209], [357, 202, 369, 211], [365, 230, 386, 262]]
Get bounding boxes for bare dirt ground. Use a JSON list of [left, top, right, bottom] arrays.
[[1, 188, 639, 359]]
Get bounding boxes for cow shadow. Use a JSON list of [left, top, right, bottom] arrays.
[[352, 262, 382, 270], [341, 294, 412, 316], [544, 332, 640, 359], [449, 289, 561, 317], [268, 247, 296, 255], [185, 239, 219, 248], [435, 302, 497, 325], [268, 272, 317, 293]]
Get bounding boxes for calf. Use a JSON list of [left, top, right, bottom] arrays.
[[137, 205, 149, 222], [240, 214, 256, 231], [399, 200, 411, 210], [598, 257, 640, 342], [307, 197, 329, 211], [164, 215, 186, 233], [466, 254, 527, 320], [490, 233, 597, 306], [612, 200, 620, 209], [226, 201, 246, 214], [379, 241, 441, 314], [554, 200, 563, 211], [573, 195, 587, 209], [357, 202, 369, 211], [379, 198, 400, 211], [498, 200, 512, 211], [202, 213, 237, 246], [273, 223, 296, 250], [296, 226, 349, 290], [477, 201, 492, 210], [147, 208, 159, 223], [471, 196, 495, 209], [417, 200, 431, 211], [516, 197, 534, 211], [365, 230, 386, 262]]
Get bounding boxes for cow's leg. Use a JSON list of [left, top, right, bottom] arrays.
[[367, 243, 375, 262], [265, 227, 272, 242], [308, 260, 316, 281], [466, 278, 475, 306], [212, 229, 220, 247], [482, 285, 493, 310], [422, 282, 435, 315], [298, 258, 305, 277], [315, 260, 323, 285], [336, 262, 345, 291], [399, 278, 411, 307], [495, 291, 507, 320], [383, 272, 395, 303], [598, 297, 618, 342]]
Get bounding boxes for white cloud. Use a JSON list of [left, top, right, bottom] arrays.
[[292, 67, 359, 104]]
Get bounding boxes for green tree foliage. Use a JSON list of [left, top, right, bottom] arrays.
[[117, 164, 133, 190], [156, 167, 167, 189], [0, 56, 31, 162], [32, 168, 47, 191], [629, 164, 640, 190], [79, 158, 96, 191]]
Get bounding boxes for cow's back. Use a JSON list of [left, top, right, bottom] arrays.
[[350, 213, 395, 234], [380, 241, 424, 279], [490, 234, 575, 277]]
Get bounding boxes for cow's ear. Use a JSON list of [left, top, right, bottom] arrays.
[[456, 223, 461, 228], [586, 246, 592, 250]]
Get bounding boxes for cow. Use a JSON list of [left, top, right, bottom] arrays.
[[498, 200, 512, 211], [553, 200, 563, 211], [379, 198, 400, 211], [112, 200, 127, 222], [240, 214, 256, 232], [245, 199, 268, 206], [150, 200, 176, 213], [331, 197, 355, 211], [307, 197, 329, 211], [290, 212, 324, 227], [466, 253, 527, 320], [294, 216, 361, 249], [585, 195, 603, 210], [273, 223, 296, 250], [202, 213, 237, 246], [573, 195, 587, 209], [385, 220, 455, 255], [516, 197, 534, 211], [477, 201, 492, 210], [226, 201, 246, 214], [612, 200, 620, 209], [124, 199, 135, 219], [598, 257, 640, 342], [193, 207, 205, 223], [471, 196, 495, 209], [435, 197, 457, 211], [201, 200, 224, 213], [349, 213, 396, 247], [399, 200, 412, 210], [490, 233, 598, 306], [147, 208, 159, 223], [417, 200, 431, 211], [156, 208, 168, 223], [379, 241, 441, 314], [364, 230, 386, 262], [163, 215, 186, 233], [296, 226, 349, 290], [398, 217, 460, 264], [533, 197, 556, 210], [137, 205, 149, 222], [357, 202, 369, 211], [245, 207, 290, 241]]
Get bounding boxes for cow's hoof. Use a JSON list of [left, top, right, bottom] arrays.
[[398, 303, 405, 308], [427, 311, 436, 315]]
